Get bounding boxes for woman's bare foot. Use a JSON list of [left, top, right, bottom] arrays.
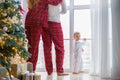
[[57, 73, 69, 76], [48, 73, 53, 76]]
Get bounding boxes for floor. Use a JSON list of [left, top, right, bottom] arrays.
[[37, 72, 112, 80]]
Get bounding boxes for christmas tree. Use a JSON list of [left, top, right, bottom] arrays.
[[0, 0, 31, 79]]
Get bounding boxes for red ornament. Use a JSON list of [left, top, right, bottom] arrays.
[[20, 5, 25, 14]]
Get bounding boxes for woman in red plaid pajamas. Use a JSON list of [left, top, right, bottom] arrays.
[[42, 0, 68, 76], [25, 0, 62, 72]]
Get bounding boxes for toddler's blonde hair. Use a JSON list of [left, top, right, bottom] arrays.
[[73, 32, 80, 37]]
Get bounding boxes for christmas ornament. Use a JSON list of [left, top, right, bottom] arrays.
[[3, 27, 8, 31]]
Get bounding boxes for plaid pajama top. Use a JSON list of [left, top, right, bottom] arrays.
[[25, 0, 62, 27]]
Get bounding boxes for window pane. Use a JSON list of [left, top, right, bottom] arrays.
[[37, 40, 70, 69], [82, 40, 91, 71], [66, 0, 70, 6], [74, 9, 91, 39], [74, 0, 91, 5], [61, 11, 70, 39], [64, 40, 70, 69], [74, 9, 91, 71], [37, 41, 45, 68]]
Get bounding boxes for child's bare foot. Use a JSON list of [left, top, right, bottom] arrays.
[[72, 72, 80, 74], [73, 71, 85, 74], [79, 71, 85, 73]]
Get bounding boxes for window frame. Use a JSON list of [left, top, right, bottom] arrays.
[[69, 0, 91, 71]]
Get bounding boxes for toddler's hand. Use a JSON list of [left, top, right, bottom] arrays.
[[83, 38, 86, 41], [82, 48, 84, 52]]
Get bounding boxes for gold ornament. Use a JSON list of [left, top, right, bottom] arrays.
[[9, 25, 12, 28], [17, 38, 22, 42], [3, 34, 8, 37], [7, 7, 11, 11], [12, 47, 16, 50], [0, 9, 3, 12], [0, 37, 2, 43], [15, 14, 18, 16], [6, 35, 12, 39], [2, 19, 8, 23], [0, 41, 6, 46], [1, 13, 7, 17], [12, 8, 16, 11], [0, 64, 2, 67], [14, 38, 17, 41], [12, 47, 18, 52], [6, 72, 9, 76], [0, 53, 3, 57], [11, 16, 19, 23], [8, 0, 12, 2]]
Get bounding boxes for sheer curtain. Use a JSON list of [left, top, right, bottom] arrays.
[[91, 0, 120, 79], [90, 0, 111, 78], [111, 0, 120, 79]]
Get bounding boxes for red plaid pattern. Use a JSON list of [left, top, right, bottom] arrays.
[[25, 0, 62, 71], [25, 25, 42, 71], [49, 0, 62, 5], [25, 0, 62, 28], [42, 21, 64, 75]]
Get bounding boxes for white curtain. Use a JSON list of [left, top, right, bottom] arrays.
[[91, 0, 120, 79], [90, 0, 111, 78], [111, 0, 120, 79]]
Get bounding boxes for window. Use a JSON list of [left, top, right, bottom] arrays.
[[74, 10, 91, 38], [21, 0, 92, 72], [36, 0, 92, 71], [74, 0, 91, 5], [74, 9, 91, 70], [37, 7, 71, 71]]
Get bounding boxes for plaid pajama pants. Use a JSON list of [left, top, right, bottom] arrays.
[[42, 21, 64, 75], [25, 24, 42, 71]]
